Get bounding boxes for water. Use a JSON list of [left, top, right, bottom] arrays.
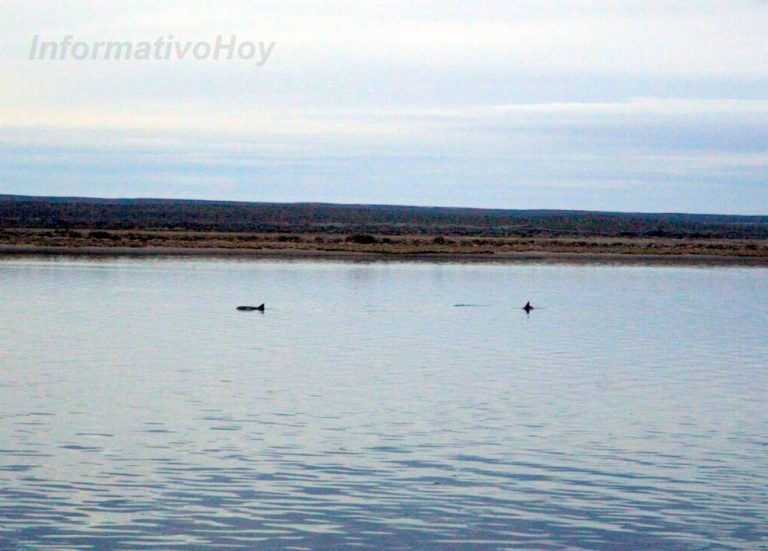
[[1, 257, 767, 550]]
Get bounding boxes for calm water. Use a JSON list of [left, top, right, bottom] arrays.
[[1, 257, 767, 550]]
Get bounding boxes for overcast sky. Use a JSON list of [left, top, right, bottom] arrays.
[[1, 1, 767, 213]]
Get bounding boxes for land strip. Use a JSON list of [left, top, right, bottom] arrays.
[[1, 228, 766, 264]]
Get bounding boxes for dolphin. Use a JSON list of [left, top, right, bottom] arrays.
[[237, 304, 265, 312]]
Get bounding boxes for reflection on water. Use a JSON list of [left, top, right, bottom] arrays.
[[1, 257, 767, 549]]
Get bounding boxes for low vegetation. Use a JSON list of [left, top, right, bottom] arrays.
[[1, 228, 766, 259], [2, 195, 767, 239], [1, 196, 766, 259]]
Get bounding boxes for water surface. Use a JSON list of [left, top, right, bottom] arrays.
[[1, 257, 767, 549]]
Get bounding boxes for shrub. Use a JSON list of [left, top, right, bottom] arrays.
[[346, 233, 378, 244]]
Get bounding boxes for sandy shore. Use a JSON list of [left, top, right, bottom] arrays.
[[3, 246, 768, 266], [1, 229, 767, 265]]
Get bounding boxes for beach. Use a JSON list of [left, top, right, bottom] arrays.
[[2, 227, 766, 264]]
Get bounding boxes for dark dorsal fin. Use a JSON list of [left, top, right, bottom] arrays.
[[237, 304, 265, 312]]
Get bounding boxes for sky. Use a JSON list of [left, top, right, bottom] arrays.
[[1, 0, 767, 214]]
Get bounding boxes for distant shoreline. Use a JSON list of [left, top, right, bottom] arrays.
[[2, 225, 767, 265], [3, 195, 767, 241], [2, 242, 767, 266]]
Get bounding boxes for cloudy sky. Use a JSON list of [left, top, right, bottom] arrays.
[[1, 1, 767, 213]]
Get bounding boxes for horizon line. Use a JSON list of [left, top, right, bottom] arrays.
[[2, 193, 768, 220]]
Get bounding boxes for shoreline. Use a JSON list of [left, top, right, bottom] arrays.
[[2, 244, 767, 266], [2, 228, 766, 266]]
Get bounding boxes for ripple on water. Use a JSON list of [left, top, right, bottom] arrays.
[[1, 259, 767, 549]]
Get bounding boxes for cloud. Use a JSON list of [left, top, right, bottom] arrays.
[[1, 98, 766, 213], [0, 1, 767, 212]]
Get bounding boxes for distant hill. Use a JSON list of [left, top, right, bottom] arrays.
[[1, 194, 767, 239]]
